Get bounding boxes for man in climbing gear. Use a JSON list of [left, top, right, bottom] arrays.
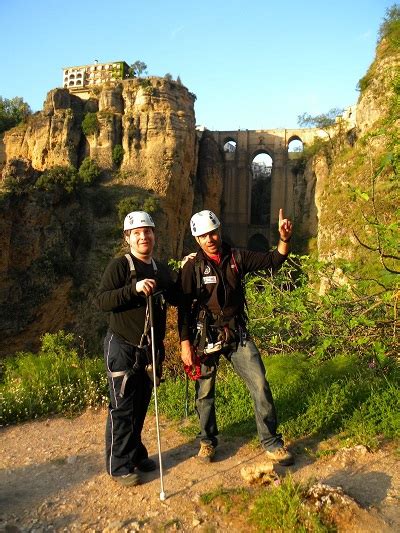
[[97, 211, 178, 486], [178, 208, 294, 466]]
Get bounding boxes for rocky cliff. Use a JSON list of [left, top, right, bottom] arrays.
[[0, 78, 224, 355], [314, 32, 399, 276], [1, 27, 398, 356]]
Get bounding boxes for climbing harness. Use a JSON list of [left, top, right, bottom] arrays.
[[184, 249, 248, 381], [107, 254, 163, 396]]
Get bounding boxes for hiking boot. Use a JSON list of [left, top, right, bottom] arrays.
[[265, 446, 294, 466], [114, 472, 141, 486], [137, 457, 157, 472], [197, 442, 216, 463]]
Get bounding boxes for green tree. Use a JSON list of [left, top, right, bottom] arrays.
[[378, 3, 400, 41], [78, 157, 101, 185], [36, 166, 80, 194], [112, 144, 125, 168], [129, 60, 148, 78], [0, 96, 31, 134], [298, 108, 344, 149], [82, 112, 99, 136]]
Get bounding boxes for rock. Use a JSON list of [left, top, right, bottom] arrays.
[[306, 482, 356, 510], [240, 461, 277, 485]]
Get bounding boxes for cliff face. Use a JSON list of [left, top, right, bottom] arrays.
[[0, 78, 224, 355], [3, 78, 201, 258], [314, 35, 399, 274], [4, 90, 84, 170]]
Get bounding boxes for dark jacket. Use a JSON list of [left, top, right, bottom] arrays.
[[178, 242, 288, 342], [97, 253, 178, 346]]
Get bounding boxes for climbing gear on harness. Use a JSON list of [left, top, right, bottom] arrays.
[[148, 293, 167, 501], [183, 353, 219, 381], [127, 253, 164, 385], [123, 210, 155, 230], [191, 248, 249, 355], [190, 210, 220, 236], [107, 345, 151, 398], [184, 354, 202, 381]]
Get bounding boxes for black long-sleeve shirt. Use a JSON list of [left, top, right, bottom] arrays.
[[178, 243, 288, 342], [97, 253, 178, 345]]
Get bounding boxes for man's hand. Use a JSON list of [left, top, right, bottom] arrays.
[[278, 208, 293, 241], [181, 252, 196, 268], [181, 339, 195, 366], [136, 278, 157, 296]]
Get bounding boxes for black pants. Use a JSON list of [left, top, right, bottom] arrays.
[[104, 330, 153, 477]]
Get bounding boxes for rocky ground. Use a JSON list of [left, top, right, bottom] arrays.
[[1, 408, 399, 532]]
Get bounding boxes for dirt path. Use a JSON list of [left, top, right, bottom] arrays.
[[1, 409, 398, 532]]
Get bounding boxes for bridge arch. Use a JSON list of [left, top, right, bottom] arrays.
[[250, 151, 272, 226], [287, 135, 304, 152], [223, 137, 237, 153]]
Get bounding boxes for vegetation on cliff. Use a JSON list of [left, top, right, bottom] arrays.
[[0, 96, 31, 134]]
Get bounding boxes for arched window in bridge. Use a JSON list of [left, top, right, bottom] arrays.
[[287, 138, 304, 153], [251, 152, 272, 226], [223, 139, 236, 152]]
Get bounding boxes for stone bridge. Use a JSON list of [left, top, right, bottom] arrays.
[[210, 128, 323, 250]]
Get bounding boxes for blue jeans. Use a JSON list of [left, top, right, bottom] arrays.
[[195, 339, 283, 451]]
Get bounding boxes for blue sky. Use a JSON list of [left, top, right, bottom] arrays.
[[0, 0, 394, 130]]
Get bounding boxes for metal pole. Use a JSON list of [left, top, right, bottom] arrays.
[[148, 294, 166, 501]]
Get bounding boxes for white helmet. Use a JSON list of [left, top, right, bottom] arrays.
[[190, 210, 220, 236], [123, 211, 155, 230]]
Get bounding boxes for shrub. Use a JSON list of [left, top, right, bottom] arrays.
[[0, 96, 31, 134], [82, 112, 99, 136], [36, 165, 79, 193], [116, 194, 160, 223], [2, 175, 33, 196], [1, 331, 108, 425], [112, 144, 125, 168], [78, 157, 101, 185]]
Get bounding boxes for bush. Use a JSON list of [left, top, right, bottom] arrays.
[[2, 175, 33, 196], [82, 112, 99, 136], [112, 144, 124, 168], [0, 96, 31, 134], [1, 331, 107, 425], [245, 256, 398, 361], [116, 194, 160, 223], [78, 157, 101, 185], [36, 165, 80, 194]]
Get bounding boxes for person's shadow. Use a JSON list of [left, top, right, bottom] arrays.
[[323, 470, 392, 507]]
